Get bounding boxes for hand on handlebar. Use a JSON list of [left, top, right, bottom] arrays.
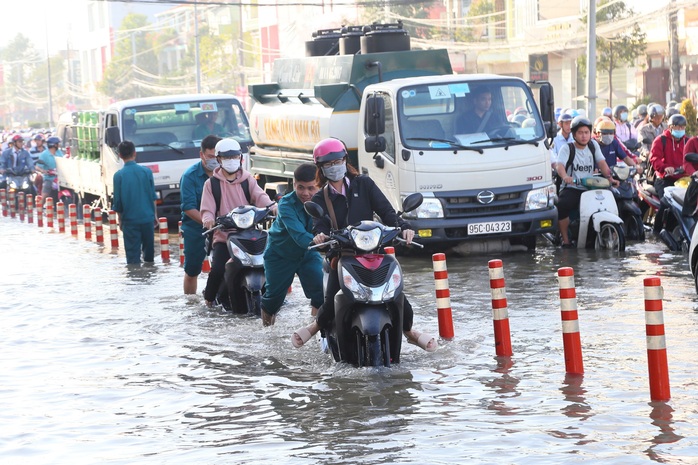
[[401, 229, 415, 245], [203, 219, 215, 230], [312, 233, 328, 245], [665, 166, 676, 176]]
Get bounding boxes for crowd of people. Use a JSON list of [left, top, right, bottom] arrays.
[[550, 100, 698, 247]]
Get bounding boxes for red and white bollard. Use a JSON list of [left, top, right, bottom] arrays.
[[644, 277, 671, 401], [35, 195, 43, 227], [57, 201, 65, 233], [45, 197, 54, 229], [1, 188, 7, 217], [201, 256, 211, 273], [83, 205, 92, 241], [488, 259, 513, 357], [108, 210, 119, 248], [178, 221, 184, 266], [18, 192, 25, 222], [94, 207, 104, 244], [69, 204, 78, 237], [159, 217, 170, 262], [557, 267, 584, 374], [432, 253, 455, 340], [9, 189, 16, 219], [26, 194, 33, 224]]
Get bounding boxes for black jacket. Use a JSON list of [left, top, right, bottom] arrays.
[[311, 174, 411, 235]]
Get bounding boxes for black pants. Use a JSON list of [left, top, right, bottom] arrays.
[[316, 263, 414, 332], [653, 177, 676, 233], [203, 242, 243, 309]]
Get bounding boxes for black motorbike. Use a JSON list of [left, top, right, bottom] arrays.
[[655, 153, 698, 251], [610, 164, 644, 241], [203, 204, 275, 316], [305, 193, 423, 367]]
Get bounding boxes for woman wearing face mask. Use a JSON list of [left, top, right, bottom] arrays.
[[291, 138, 437, 352], [594, 119, 641, 173], [200, 139, 275, 309]]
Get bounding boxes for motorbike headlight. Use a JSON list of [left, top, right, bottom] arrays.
[[350, 227, 381, 252], [613, 165, 630, 181], [22, 180, 30, 190], [382, 267, 402, 300], [340, 266, 369, 302], [525, 185, 556, 210], [232, 210, 255, 229], [402, 197, 444, 219], [230, 242, 252, 266]]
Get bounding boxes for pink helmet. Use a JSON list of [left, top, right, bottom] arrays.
[[312, 138, 346, 164]]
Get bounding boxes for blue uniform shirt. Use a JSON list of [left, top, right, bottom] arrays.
[[179, 160, 209, 233], [112, 160, 156, 224], [266, 190, 318, 262], [37, 149, 64, 182], [598, 138, 627, 168]]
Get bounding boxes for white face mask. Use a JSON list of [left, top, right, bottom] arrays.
[[220, 158, 240, 174], [600, 134, 614, 145]]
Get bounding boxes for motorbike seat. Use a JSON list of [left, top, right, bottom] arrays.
[[671, 187, 687, 206]]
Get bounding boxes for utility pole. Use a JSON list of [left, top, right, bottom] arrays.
[[194, 0, 202, 93], [45, 16, 54, 127], [238, 3, 245, 92], [586, 0, 597, 119], [669, 0, 680, 101]]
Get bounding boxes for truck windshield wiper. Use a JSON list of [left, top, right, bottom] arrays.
[[406, 137, 484, 154], [138, 143, 184, 154], [470, 137, 539, 150], [471, 136, 516, 144]]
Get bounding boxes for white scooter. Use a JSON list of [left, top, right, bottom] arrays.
[[569, 176, 626, 251]]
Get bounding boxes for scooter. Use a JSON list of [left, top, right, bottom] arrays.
[[654, 153, 698, 252], [688, 220, 698, 293], [203, 203, 275, 316], [610, 163, 644, 241], [304, 193, 423, 367], [6, 169, 36, 198]]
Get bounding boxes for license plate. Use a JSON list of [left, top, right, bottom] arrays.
[[468, 221, 512, 235]]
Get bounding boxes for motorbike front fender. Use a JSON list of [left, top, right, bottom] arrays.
[[591, 211, 624, 232], [351, 305, 393, 336], [242, 268, 265, 292], [618, 199, 642, 216]]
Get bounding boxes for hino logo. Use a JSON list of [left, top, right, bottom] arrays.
[[476, 190, 495, 204]]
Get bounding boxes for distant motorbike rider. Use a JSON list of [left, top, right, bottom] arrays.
[[613, 104, 638, 144], [552, 113, 574, 161], [555, 116, 617, 248], [35, 136, 64, 205], [633, 104, 648, 128], [595, 120, 642, 174], [639, 104, 667, 155], [0, 134, 35, 175]]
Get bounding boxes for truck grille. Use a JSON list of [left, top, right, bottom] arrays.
[[438, 187, 526, 218]]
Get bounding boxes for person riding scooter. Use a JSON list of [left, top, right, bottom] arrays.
[[595, 119, 642, 173], [555, 116, 618, 248]]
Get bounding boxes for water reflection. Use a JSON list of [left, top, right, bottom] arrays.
[[644, 401, 684, 462], [125, 263, 158, 283], [559, 374, 591, 421]]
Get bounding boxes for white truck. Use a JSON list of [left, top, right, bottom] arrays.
[[55, 94, 252, 221], [248, 24, 558, 250]]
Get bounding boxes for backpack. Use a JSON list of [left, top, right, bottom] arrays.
[[644, 135, 666, 185], [205, 176, 251, 254], [555, 141, 596, 192]]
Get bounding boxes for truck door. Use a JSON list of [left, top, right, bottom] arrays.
[[361, 92, 401, 210], [102, 112, 122, 197]]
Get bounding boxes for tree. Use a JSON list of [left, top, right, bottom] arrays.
[[454, 0, 496, 43], [680, 99, 697, 137], [361, 1, 439, 40], [0, 33, 42, 126]]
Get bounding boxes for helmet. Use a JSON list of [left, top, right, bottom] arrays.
[[214, 139, 242, 158], [613, 105, 629, 121], [46, 136, 61, 148], [637, 104, 648, 117], [558, 113, 573, 123], [11, 134, 23, 143], [514, 106, 527, 116], [602, 107, 613, 117], [648, 104, 664, 119], [313, 138, 346, 164], [570, 116, 593, 134], [513, 114, 527, 126], [34, 133, 44, 141], [668, 100, 678, 109], [521, 118, 536, 128], [669, 114, 687, 127], [666, 108, 679, 119], [596, 120, 616, 134], [576, 109, 587, 118]]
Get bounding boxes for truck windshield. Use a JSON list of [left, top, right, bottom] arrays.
[[398, 80, 545, 150], [122, 98, 251, 158]]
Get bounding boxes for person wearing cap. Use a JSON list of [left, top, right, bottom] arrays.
[[0, 134, 34, 175], [112, 140, 157, 265], [35, 136, 64, 205], [290, 138, 437, 352], [552, 113, 574, 159], [200, 139, 276, 310], [180, 134, 222, 295], [260, 163, 324, 327]]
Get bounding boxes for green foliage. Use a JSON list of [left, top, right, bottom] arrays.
[[680, 99, 697, 136], [454, 0, 496, 43], [361, 1, 438, 40]]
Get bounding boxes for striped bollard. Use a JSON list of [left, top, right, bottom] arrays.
[[488, 260, 513, 357], [108, 210, 119, 248], [1, 188, 6, 217], [644, 277, 671, 401], [18, 192, 25, 222], [26, 194, 33, 224], [69, 204, 78, 237], [9, 189, 16, 218], [94, 207, 104, 244], [45, 197, 54, 229], [83, 205, 92, 241], [202, 256, 211, 273], [178, 221, 184, 265], [432, 253, 455, 340], [159, 217, 170, 262], [36, 195, 43, 227], [557, 267, 584, 374], [57, 201, 65, 233]]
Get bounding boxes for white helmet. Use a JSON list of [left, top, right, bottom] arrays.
[[215, 139, 242, 158]]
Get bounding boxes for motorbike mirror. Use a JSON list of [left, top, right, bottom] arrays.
[[685, 152, 698, 164], [401, 193, 424, 214], [304, 201, 325, 219]]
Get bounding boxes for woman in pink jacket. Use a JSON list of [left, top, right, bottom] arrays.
[[200, 139, 275, 309]]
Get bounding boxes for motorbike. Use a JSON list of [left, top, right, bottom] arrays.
[[655, 153, 698, 252], [202, 203, 275, 316], [5, 169, 36, 200], [688, 221, 698, 293], [610, 163, 644, 241], [304, 193, 423, 367]]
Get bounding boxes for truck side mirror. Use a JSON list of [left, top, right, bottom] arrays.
[[365, 135, 386, 153], [538, 83, 556, 139], [105, 126, 121, 148], [365, 95, 385, 136]]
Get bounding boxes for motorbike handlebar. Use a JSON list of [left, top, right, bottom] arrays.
[[308, 239, 338, 250], [201, 224, 224, 236], [395, 236, 424, 249]]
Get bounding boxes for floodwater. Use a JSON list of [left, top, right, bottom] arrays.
[[1, 214, 698, 464]]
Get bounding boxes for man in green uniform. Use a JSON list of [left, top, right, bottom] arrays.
[[112, 140, 157, 265], [261, 163, 323, 326]]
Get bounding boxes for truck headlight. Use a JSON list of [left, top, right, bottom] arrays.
[[525, 185, 556, 210], [403, 197, 444, 219]]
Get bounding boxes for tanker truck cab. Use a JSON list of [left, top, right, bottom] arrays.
[[360, 75, 557, 249]]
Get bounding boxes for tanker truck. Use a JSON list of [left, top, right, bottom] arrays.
[[248, 23, 558, 250]]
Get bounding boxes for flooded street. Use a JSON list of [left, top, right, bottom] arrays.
[[2, 216, 698, 464]]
